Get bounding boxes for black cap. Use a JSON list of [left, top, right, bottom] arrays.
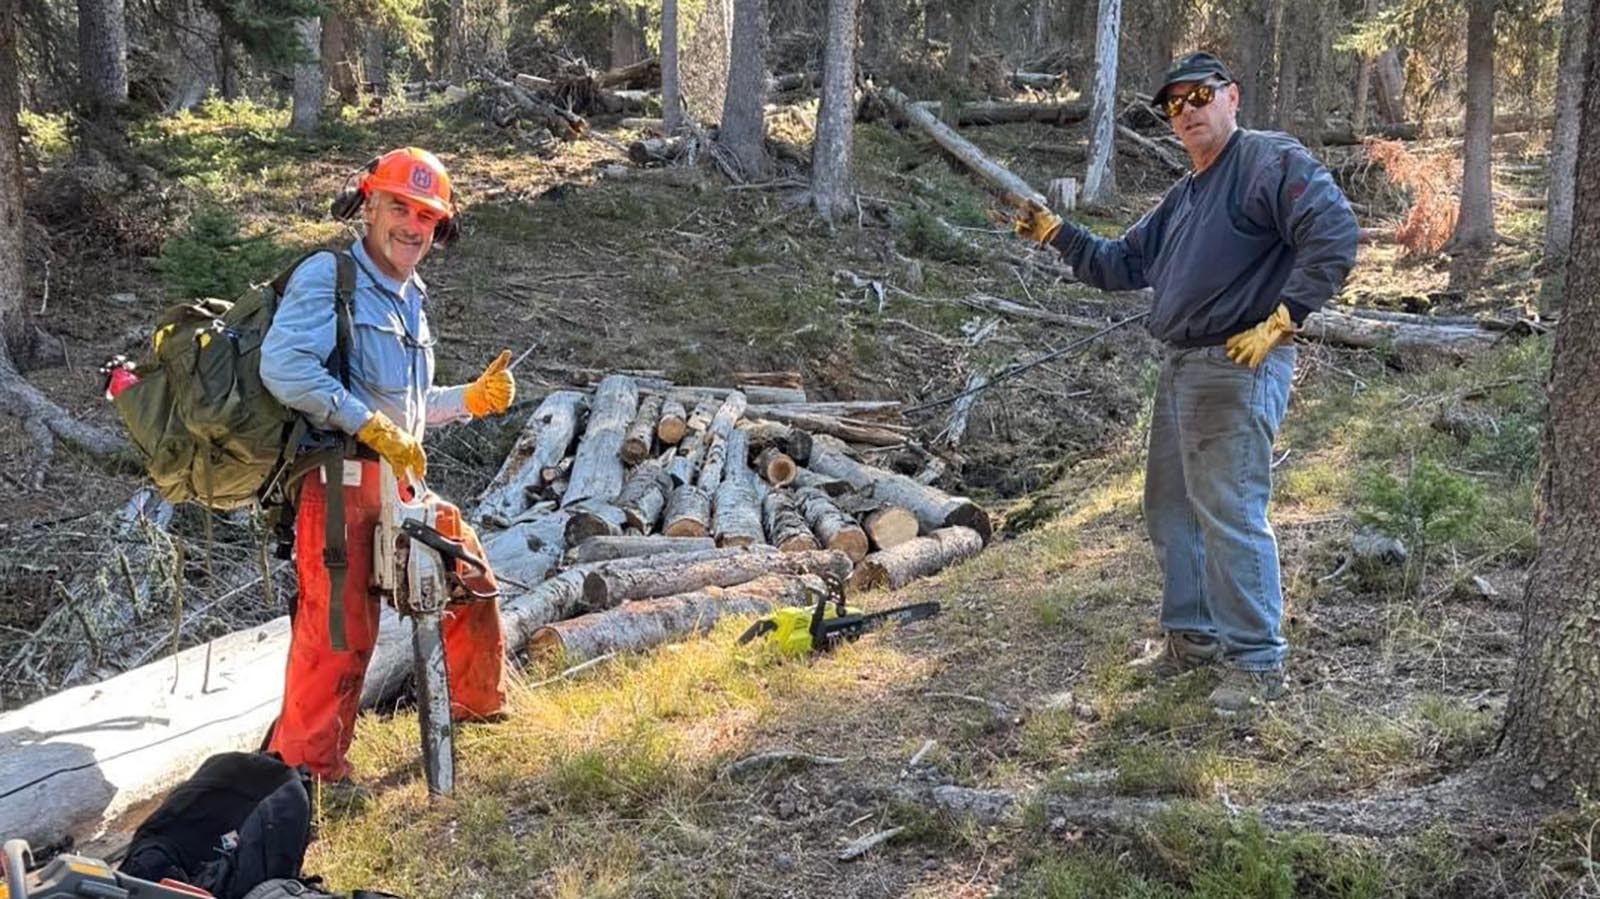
[[1151, 52, 1235, 107]]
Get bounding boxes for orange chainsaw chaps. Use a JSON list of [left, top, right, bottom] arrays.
[[269, 461, 506, 781]]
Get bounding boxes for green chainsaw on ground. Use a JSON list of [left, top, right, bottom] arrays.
[[736, 580, 941, 655]]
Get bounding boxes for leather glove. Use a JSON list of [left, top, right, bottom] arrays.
[[356, 411, 427, 481], [1005, 201, 1063, 246], [463, 349, 515, 418], [1224, 304, 1296, 368]]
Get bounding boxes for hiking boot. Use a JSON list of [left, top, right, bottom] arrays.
[[1208, 667, 1287, 713], [1130, 633, 1221, 678]]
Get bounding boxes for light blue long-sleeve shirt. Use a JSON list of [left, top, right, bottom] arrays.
[[260, 239, 470, 438]]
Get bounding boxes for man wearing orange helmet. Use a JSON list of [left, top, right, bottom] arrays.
[[259, 147, 516, 783]]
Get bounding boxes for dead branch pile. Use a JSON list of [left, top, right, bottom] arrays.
[[472, 371, 992, 664]]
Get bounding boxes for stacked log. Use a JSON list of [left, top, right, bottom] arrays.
[[562, 375, 640, 543], [808, 434, 993, 543], [849, 527, 985, 591]]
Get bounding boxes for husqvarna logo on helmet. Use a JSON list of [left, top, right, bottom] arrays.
[[410, 165, 433, 191]]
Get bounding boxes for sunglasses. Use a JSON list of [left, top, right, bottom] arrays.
[[1162, 80, 1229, 120]]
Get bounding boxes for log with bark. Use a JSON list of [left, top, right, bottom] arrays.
[[581, 547, 852, 607], [616, 456, 672, 532], [628, 135, 688, 165], [793, 467, 851, 497], [741, 419, 813, 466], [1301, 306, 1502, 359], [762, 490, 820, 552], [663, 484, 712, 537], [1320, 112, 1553, 146], [909, 98, 1090, 127], [696, 390, 748, 491], [568, 535, 717, 565], [667, 432, 706, 486], [1116, 124, 1186, 174], [877, 85, 1049, 209], [742, 407, 907, 447], [480, 510, 569, 588], [746, 400, 903, 421], [734, 370, 805, 389], [656, 395, 688, 445], [808, 435, 992, 542], [796, 486, 869, 562], [472, 390, 587, 525], [687, 396, 719, 433], [561, 374, 639, 543], [755, 446, 797, 486], [1011, 71, 1064, 90], [849, 526, 984, 591], [481, 71, 589, 140], [712, 430, 764, 547], [623, 393, 663, 464], [529, 574, 826, 664]]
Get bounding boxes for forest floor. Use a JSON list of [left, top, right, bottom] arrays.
[[0, 89, 1584, 896]]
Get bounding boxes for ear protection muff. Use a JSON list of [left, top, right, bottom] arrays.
[[328, 154, 462, 247]]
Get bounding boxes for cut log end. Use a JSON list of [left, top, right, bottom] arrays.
[[865, 506, 919, 551]]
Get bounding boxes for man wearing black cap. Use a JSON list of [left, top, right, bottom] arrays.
[[1010, 51, 1359, 712]]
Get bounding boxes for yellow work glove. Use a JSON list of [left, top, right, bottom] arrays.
[[1224, 304, 1296, 369], [463, 349, 515, 418], [356, 411, 427, 482], [997, 200, 1063, 246]]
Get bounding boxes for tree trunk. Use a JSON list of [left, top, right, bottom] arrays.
[[903, 98, 1089, 127], [947, 0, 972, 79], [610, 6, 646, 68], [811, 0, 859, 221], [581, 547, 852, 606], [720, 0, 770, 178], [662, 0, 684, 130], [1538, 0, 1590, 316], [762, 490, 820, 551], [1448, 0, 1496, 284], [530, 575, 824, 664], [1081, 0, 1120, 208], [796, 486, 869, 561], [474, 390, 586, 526], [1373, 48, 1406, 124], [321, 12, 360, 108], [77, 0, 127, 113], [1497, 1, 1600, 797], [849, 526, 983, 591], [289, 18, 324, 135], [681, 0, 732, 124], [807, 434, 992, 542], [165, 0, 218, 113], [363, 25, 388, 95]]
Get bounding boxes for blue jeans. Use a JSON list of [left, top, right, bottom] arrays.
[[1143, 344, 1294, 671]]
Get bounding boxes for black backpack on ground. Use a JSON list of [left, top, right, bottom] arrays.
[[119, 752, 313, 899]]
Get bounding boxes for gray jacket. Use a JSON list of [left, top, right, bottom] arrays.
[[1050, 129, 1359, 346]]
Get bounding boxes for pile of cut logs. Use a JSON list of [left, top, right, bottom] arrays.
[[471, 371, 991, 665]]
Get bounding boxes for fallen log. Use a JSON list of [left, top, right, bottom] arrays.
[[1011, 70, 1064, 90], [1116, 124, 1186, 174], [911, 98, 1089, 127], [1320, 112, 1554, 146], [742, 407, 907, 447], [849, 526, 983, 591], [755, 446, 797, 486], [762, 490, 820, 552], [797, 487, 869, 563], [878, 85, 1049, 208], [863, 506, 920, 551], [747, 400, 903, 421], [687, 397, 719, 433], [561, 374, 639, 542], [808, 435, 992, 542], [793, 467, 851, 497], [473, 390, 586, 525], [1301, 306, 1502, 359], [767, 71, 820, 94], [667, 432, 706, 486], [616, 457, 672, 532], [697, 390, 749, 491], [713, 432, 764, 547], [663, 484, 712, 537], [481, 510, 569, 588], [628, 135, 687, 165], [943, 369, 990, 448], [656, 395, 688, 445], [569, 535, 717, 565], [582, 547, 852, 606], [481, 71, 588, 140], [623, 393, 663, 464], [735, 370, 805, 389], [529, 574, 826, 664]]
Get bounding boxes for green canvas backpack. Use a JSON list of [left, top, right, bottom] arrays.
[[113, 250, 356, 511]]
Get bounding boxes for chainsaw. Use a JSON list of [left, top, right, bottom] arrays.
[[2, 839, 211, 898], [735, 578, 941, 655], [372, 462, 497, 799]]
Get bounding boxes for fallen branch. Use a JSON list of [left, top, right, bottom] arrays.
[[719, 749, 848, 781]]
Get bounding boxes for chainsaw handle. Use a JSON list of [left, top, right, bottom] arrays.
[[4, 839, 31, 898], [400, 519, 489, 577]]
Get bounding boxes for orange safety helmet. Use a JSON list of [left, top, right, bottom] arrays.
[[330, 146, 461, 244], [362, 147, 453, 216]]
